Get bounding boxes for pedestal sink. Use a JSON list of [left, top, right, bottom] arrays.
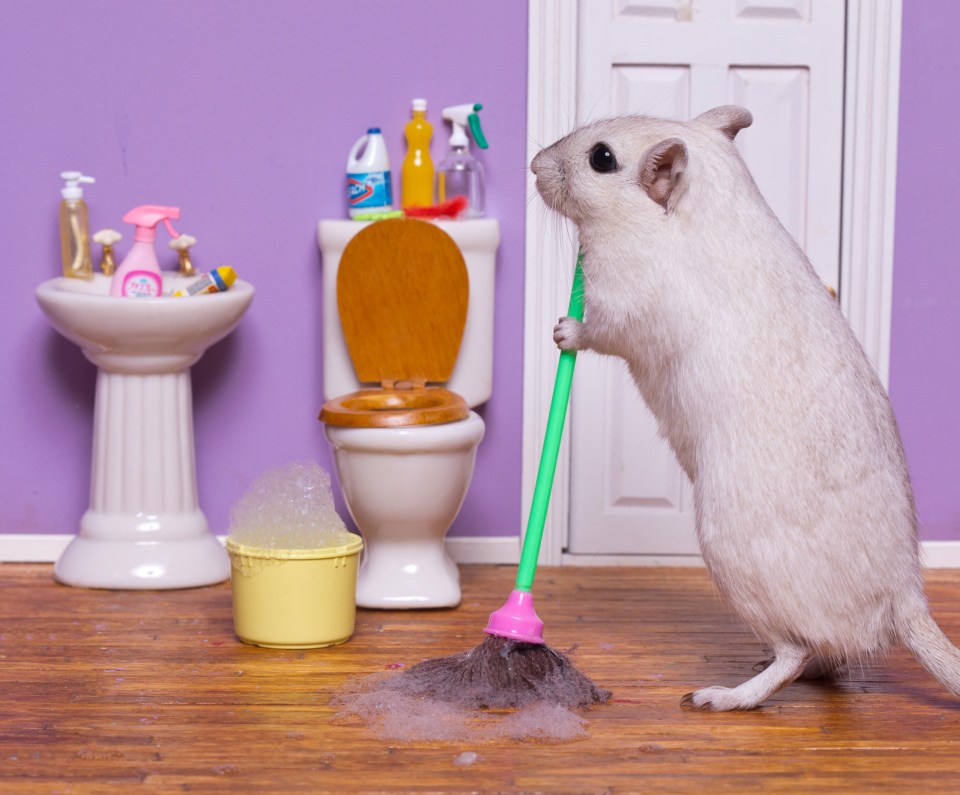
[[36, 273, 255, 589]]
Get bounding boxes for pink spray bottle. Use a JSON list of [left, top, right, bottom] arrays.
[[110, 205, 181, 297]]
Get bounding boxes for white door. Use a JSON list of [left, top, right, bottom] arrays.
[[567, 0, 846, 556]]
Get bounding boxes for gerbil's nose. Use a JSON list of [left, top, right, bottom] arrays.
[[530, 150, 544, 175]]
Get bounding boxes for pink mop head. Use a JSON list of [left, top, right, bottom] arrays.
[[483, 589, 546, 645]]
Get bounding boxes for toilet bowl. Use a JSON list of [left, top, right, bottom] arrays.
[[324, 413, 484, 608], [318, 218, 497, 609]]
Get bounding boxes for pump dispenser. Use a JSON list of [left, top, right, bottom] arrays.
[[437, 103, 489, 218], [59, 171, 96, 279], [110, 205, 181, 297]]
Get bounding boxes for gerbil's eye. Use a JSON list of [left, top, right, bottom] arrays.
[[589, 143, 618, 173]]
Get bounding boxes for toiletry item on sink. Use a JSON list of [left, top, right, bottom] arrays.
[[110, 205, 181, 297], [346, 128, 393, 218], [172, 266, 237, 297], [401, 98, 434, 209], [59, 171, 96, 279], [437, 103, 488, 218]]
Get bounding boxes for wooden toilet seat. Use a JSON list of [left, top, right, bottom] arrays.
[[320, 218, 472, 429], [320, 386, 469, 428]]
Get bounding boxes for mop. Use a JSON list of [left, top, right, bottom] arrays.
[[384, 249, 611, 710]]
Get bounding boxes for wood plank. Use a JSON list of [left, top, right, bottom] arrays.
[[2, 563, 960, 792]]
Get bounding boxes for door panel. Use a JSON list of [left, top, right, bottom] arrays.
[[569, 0, 845, 556]]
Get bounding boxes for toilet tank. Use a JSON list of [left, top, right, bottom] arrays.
[[317, 219, 500, 408]]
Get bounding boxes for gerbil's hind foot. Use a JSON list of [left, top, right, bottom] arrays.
[[681, 644, 810, 711]]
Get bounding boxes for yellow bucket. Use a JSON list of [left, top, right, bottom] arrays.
[[226, 534, 363, 649]]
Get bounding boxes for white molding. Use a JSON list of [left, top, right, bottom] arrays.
[[562, 553, 706, 568], [920, 542, 960, 569], [0, 534, 75, 563], [0, 534, 522, 566], [523, 0, 580, 565], [525, 0, 904, 563], [446, 536, 520, 565], [840, 0, 903, 387], [5, 534, 959, 569], [564, 542, 960, 569]]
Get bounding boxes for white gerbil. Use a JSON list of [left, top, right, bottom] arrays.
[[532, 106, 960, 711]]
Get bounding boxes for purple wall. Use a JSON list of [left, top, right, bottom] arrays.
[[0, 1, 528, 539], [2, 1, 956, 548], [890, 1, 960, 541]]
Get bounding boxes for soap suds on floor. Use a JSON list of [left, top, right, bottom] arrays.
[[331, 672, 593, 743]]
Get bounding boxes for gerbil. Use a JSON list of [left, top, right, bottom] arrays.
[[532, 106, 960, 711]]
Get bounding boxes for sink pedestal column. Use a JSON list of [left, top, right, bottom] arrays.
[[54, 368, 229, 589]]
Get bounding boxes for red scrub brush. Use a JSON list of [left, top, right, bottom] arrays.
[[377, 249, 610, 709]]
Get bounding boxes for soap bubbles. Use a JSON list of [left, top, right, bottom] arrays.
[[228, 460, 350, 550]]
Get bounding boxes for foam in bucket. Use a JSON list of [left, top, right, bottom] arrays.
[[228, 460, 350, 550]]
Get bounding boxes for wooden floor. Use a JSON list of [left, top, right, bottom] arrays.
[[3, 564, 960, 794]]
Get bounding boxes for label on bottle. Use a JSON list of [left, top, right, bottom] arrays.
[[347, 171, 393, 210], [122, 270, 162, 298]]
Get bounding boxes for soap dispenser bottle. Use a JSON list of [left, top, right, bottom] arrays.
[[110, 205, 181, 297], [437, 103, 489, 218], [59, 171, 96, 279]]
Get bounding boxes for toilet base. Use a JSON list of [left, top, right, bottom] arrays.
[[356, 537, 461, 609], [324, 411, 485, 610]]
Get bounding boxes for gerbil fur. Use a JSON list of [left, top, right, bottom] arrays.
[[532, 106, 960, 710]]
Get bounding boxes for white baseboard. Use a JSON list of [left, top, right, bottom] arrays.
[[0, 534, 524, 566], [446, 535, 520, 564], [561, 552, 706, 567], [921, 541, 960, 569], [0, 534, 77, 563], [2, 534, 959, 569]]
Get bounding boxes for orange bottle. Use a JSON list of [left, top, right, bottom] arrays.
[[401, 99, 434, 208]]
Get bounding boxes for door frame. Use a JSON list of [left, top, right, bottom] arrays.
[[522, 0, 904, 565]]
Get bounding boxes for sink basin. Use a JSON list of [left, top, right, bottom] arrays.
[[36, 272, 255, 589], [37, 274, 254, 374]]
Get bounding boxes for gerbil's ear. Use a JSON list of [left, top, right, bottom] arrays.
[[638, 137, 687, 208], [694, 105, 753, 140]]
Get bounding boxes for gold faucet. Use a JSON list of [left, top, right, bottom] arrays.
[[92, 228, 122, 276], [169, 234, 198, 276]]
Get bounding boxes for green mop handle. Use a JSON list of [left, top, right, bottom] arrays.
[[515, 249, 585, 593]]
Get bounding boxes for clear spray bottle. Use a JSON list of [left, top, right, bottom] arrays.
[[437, 103, 489, 218]]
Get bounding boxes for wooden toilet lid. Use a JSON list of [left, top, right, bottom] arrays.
[[321, 218, 471, 429], [337, 218, 469, 386]]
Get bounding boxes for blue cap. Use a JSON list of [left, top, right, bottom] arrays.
[[367, 127, 381, 134]]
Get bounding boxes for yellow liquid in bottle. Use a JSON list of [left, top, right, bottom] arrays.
[[401, 110, 434, 208], [59, 198, 93, 279]]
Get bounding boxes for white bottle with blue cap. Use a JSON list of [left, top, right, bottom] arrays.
[[346, 128, 393, 218]]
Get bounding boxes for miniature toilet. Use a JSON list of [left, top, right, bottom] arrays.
[[318, 217, 498, 609]]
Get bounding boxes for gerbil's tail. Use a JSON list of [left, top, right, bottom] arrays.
[[896, 595, 960, 697]]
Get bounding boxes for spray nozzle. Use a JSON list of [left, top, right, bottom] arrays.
[[122, 205, 181, 243], [442, 103, 489, 150], [60, 171, 96, 200]]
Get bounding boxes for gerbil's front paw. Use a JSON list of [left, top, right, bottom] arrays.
[[554, 316, 586, 351], [680, 686, 748, 712]]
